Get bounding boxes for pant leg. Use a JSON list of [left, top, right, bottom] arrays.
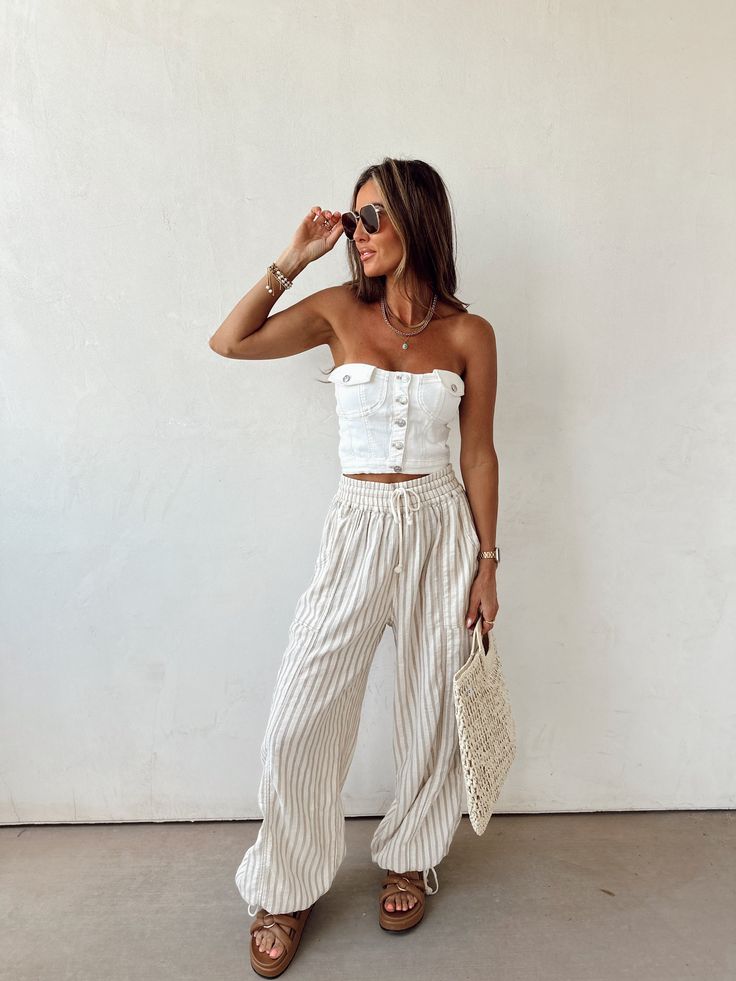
[[234, 495, 396, 914], [370, 485, 479, 884]]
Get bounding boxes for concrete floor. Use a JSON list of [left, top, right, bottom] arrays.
[[1, 811, 734, 981]]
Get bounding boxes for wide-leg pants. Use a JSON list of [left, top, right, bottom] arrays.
[[234, 463, 481, 914]]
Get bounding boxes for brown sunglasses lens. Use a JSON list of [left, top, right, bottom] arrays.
[[343, 204, 379, 239]]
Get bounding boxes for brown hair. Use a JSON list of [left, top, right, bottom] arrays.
[[319, 157, 470, 380]]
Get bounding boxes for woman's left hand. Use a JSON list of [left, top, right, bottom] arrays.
[[465, 568, 499, 635]]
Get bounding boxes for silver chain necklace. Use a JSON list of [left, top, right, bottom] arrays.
[[380, 293, 438, 350]]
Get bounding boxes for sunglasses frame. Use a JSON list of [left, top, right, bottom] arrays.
[[342, 203, 385, 240]]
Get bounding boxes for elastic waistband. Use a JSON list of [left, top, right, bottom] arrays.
[[334, 463, 464, 510]]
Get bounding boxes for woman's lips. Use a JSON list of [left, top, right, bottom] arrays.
[[360, 251, 375, 262]]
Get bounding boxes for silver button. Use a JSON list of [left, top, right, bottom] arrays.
[[342, 374, 350, 382], [393, 465, 402, 472], [392, 440, 404, 449], [451, 383, 457, 392], [396, 395, 408, 404], [396, 418, 406, 428]]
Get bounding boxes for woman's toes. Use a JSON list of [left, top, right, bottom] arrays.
[[383, 892, 419, 912], [252, 918, 283, 959], [384, 890, 417, 912], [260, 931, 281, 957]]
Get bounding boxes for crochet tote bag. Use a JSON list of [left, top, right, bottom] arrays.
[[453, 617, 517, 835]]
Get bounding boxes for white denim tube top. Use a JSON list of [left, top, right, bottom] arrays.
[[327, 362, 465, 474]]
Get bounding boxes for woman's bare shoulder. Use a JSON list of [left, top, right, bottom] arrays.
[[455, 313, 496, 375], [457, 312, 496, 343]]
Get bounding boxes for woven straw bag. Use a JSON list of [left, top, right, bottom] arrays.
[[453, 617, 517, 835]]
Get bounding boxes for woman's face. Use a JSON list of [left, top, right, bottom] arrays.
[[352, 179, 403, 277]]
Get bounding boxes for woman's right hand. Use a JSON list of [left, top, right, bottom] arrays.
[[290, 205, 345, 265]]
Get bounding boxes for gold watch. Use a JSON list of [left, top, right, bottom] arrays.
[[479, 546, 500, 565]]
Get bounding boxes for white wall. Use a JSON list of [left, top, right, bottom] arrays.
[[2, 1, 734, 823]]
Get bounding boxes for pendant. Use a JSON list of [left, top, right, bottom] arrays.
[[402, 341, 409, 349]]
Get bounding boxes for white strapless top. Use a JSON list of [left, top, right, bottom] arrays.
[[327, 362, 465, 474]]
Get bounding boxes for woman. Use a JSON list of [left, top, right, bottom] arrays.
[[209, 157, 499, 977]]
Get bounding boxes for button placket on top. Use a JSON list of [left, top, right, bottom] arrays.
[[388, 372, 409, 472]]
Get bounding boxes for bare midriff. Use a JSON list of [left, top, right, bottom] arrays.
[[342, 473, 429, 483]]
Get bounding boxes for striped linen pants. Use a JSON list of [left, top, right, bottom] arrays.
[[234, 462, 481, 915]]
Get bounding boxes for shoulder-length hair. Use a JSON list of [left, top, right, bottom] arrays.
[[342, 156, 469, 311], [319, 157, 470, 380]]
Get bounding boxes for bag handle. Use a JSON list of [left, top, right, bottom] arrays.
[[472, 615, 494, 658]]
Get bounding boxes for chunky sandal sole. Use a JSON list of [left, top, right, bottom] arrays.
[[249, 903, 314, 977], [378, 870, 427, 932]]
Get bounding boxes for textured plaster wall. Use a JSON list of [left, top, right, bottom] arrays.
[[1, 1, 734, 822]]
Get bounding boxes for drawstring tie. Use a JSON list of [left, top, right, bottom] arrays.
[[422, 865, 439, 895], [389, 484, 422, 574], [247, 901, 259, 916]]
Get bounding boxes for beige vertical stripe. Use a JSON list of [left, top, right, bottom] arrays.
[[235, 464, 479, 914]]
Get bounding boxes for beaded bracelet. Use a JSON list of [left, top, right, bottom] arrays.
[[265, 262, 294, 296]]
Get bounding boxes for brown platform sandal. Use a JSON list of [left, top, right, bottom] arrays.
[[378, 869, 436, 932], [249, 904, 314, 978]]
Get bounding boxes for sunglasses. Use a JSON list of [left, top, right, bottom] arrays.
[[341, 203, 385, 240]]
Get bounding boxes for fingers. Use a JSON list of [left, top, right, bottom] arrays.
[[466, 611, 498, 635], [465, 606, 480, 630], [309, 206, 342, 231], [304, 207, 344, 256], [480, 613, 498, 636], [465, 585, 499, 634]]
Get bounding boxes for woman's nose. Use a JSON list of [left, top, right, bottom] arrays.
[[353, 212, 372, 236]]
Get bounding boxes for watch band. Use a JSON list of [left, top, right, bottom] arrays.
[[478, 546, 500, 564]]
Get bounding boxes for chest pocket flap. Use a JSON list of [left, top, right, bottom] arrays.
[[328, 363, 377, 385], [434, 369, 464, 396]]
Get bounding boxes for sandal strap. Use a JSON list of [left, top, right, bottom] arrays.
[[381, 870, 426, 891], [249, 911, 300, 951], [379, 871, 425, 905]]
